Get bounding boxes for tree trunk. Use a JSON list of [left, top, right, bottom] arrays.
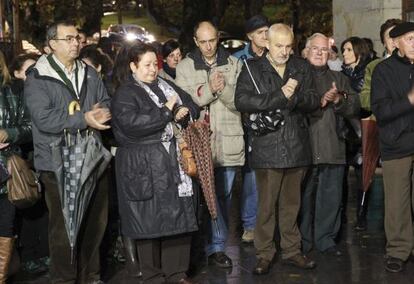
[[291, 0, 300, 33], [211, 0, 229, 26], [135, 0, 141, 17], [145, 0, 176, 28], [244, 0, 264, 20], [179, 0, 211, 53], [81, 0, 103, 35], [12, 0, 21, 54], [0, 0, 4, 38], [117, 0, 123, 24], [54, 0, 76, 21]]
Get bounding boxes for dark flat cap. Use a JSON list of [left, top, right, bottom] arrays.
[[389, 21, 414, 38], [245, 15, 269, 34]]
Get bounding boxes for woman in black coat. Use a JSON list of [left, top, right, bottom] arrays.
[[341, 36, 371, 231], [111, 42, 199, 283], [0, 51, 32, 282]]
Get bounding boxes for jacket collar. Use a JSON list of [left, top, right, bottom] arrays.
[[392, 48, 414, 65], [188, 46, 231, 71], [310, 64, 329, 76], [34, 54, 85, 83], [247, 42, 265, 58], [256, 53, 293, 74], [31, 54, 89, 103]]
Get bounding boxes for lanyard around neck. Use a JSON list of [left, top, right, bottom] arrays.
[[47, 55, 80, 99]]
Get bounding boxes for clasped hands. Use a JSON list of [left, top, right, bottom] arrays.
[[321, 82, 342, 107], [281, 78, 298, 100], [209, 70, 226, 94], [165, 95, 190, 122]]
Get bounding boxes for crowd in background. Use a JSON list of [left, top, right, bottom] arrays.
[[0, 13, 412, 284]]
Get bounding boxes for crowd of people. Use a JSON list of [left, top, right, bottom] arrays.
[[0, 14, 412, 284]]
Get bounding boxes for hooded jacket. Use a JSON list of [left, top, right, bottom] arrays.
[[24, 55, 110, 172]]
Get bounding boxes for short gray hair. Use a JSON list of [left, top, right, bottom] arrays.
[[46, 20, 76, 43], [267, 23, 294, 41], [305, 33, 329, 48]]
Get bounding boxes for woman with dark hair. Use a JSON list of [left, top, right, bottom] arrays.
[[0, 50, 32, 282], [158, 39, 182, 81], [79, 44, 113, 76], [363, 37, 379, 61], [111, 42, 199, 283], [9, 53, 51, 275], [80, 44, 115, 96], [341, 36, 371, 93], [341, 37, 371, 231]]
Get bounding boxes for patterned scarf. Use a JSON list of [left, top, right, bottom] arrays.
[[133, 75, 193, 197]]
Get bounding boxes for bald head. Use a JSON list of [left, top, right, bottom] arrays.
[[193, 21, 219, 61], [266, 23, 294, 65], [194, 21, 218, 39], [267, 23, 294, 43]]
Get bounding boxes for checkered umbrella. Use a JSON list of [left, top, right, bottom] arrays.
[[50, 130, 111, 262]]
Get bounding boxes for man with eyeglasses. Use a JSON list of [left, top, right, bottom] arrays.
[[371, 21, 414, 273], [175, 21, 244, 269], [299, 33, 359, 257], [235, 24, 319, 275], [24, 20, 111, 283]]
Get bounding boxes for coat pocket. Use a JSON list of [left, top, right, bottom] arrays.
[[219, 135, 245, 165], [124, 168, 153, 201]]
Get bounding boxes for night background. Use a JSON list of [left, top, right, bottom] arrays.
[[0, 0, 332, 56]]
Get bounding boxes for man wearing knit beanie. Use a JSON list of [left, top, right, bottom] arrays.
[[234, 14, 269, 59], [233, 15, 269, 245]]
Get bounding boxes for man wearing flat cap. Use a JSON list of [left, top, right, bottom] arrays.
[[371, 20, 414, 273], [232, 14, 269, 244]]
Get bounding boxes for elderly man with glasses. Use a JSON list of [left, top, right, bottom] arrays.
[[299, 33, 359, 256], [24, 20, 111, 284]]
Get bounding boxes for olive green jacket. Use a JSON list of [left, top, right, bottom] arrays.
[[360, 58, 382, 111]]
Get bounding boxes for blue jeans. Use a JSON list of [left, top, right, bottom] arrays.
[[300, 165, 344, 252], [205, 167, 236, 256], [241, 164, 257, 230]]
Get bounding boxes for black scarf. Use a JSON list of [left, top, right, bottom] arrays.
[[162, 62, 176, 79]]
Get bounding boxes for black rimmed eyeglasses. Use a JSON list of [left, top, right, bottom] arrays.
[[53, 35, 81, 44]]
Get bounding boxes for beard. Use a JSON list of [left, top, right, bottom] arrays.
[[274, 56, 289, 65]]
